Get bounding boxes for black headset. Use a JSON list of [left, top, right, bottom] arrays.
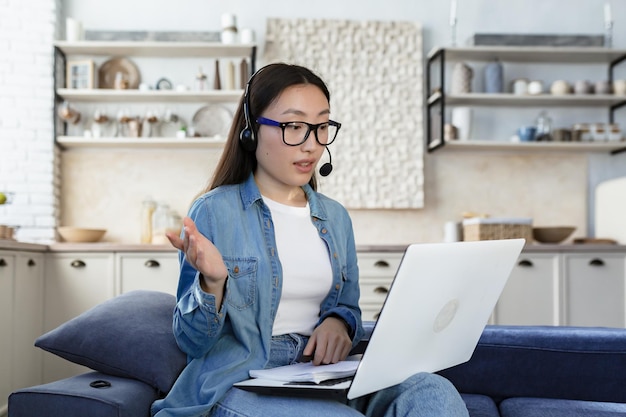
[[239, 68, 261, 152], [238, 66, 334, 176]]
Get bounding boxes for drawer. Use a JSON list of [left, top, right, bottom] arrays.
[[361, 303, 383, 322], [117, 253, 179, 295], [358, 252, 403, 278], [359, 278, 392, 305]]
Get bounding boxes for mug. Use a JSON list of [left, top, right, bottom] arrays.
[[613, 79, 626, 96], [550, 80, 571, 95], [595, 80, 613, 95], [240, 28, 256, 44], [527, 80, 544, 95], [574, 80, 593, 95], [511, 78, 528, 95], [517, 126, 537, 142]]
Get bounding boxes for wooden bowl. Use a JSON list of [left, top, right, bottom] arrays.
[[57, 227, 106, 243], [532, 226, 576, 244]]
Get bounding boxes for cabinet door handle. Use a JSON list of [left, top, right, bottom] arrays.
[[28, 259, 36, 267], [374, 260, 390, 268], [589, 258, 605, 267], [518, 259, 534, 267], [70, 260, 86, 268], [373, 286, 389, 294], [0, 258, 6, 267], [144, 259, 161, 268]]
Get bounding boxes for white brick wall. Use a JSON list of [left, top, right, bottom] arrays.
[[0, 0, 61, 243]]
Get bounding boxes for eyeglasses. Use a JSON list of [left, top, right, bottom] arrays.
[[256, 116, 341, 146]]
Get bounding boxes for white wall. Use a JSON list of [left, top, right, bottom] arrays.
[[63, 0, 626, 53], [0, 0, 61, 243], [2, 0, 625, 244]]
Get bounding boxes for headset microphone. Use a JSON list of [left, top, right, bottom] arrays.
[[319, 147, 333, 177]]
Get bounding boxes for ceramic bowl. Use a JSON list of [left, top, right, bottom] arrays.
[[532, 226, 576, 244], [57, 227, 106, 243]]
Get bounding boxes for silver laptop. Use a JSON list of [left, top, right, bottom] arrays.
[[234, 239, 525, 401]]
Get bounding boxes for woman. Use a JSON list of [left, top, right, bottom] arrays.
[[152, 63, 468, 417]]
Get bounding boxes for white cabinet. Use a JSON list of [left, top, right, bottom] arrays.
[[0, 250, 45, 414], [562, 253, 626, 327], [495, 253, 560, 326], [357, 252, 403, 321], [41, 250, 178, 382], [493, 250, 626, 327], [42, 252, 116, 383], [116, 252, 179, 295], [12, 253, 44, 391], [0, 251, 15, 414]]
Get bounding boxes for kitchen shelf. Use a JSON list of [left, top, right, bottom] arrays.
[[429, 139, 626, 153], [427, 46, 626, 63], [54, 41, 256, 58], [429, 92, 626, 107], [56, 136, 226, 149], [57, 88, 244, 103], [426, 46, 626, 154], [53, 40, 256, 143]]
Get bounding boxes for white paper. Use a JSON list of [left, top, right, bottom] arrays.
[[249, 360, 359, 384]]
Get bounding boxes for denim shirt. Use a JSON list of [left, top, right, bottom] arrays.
[[151, 174, 364, 417]]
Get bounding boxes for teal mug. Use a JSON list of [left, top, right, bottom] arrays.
[[518, 126, 537, 142]]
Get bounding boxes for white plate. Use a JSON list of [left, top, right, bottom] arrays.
[[191, 104, 232, 137]]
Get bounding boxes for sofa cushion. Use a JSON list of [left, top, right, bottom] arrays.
[[35, 290, 186, 394], [8, 371, 159, 417], [439, 325, 626, 404], [499, 397, 626, 417], [461, 393, 500, 417]]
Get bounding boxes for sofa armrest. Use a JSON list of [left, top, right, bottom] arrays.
[[438, 325, 626, 404], [350, 321, 375, 355]]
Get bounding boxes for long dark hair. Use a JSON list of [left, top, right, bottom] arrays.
[[206, 63, 331, 192]]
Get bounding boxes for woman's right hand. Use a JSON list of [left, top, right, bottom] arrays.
[[166, 216, 228, 290]]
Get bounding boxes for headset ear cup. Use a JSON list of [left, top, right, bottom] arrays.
[[239, 127, 256, 152]]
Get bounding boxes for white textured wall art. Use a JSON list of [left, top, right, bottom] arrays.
[[264, 18, 424, 209]]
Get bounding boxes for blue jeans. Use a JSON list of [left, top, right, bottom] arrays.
[[209, 334, 469, 417]]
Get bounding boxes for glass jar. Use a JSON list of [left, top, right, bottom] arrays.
[[140, 199, 156, 244], [535, 111, 553, 141], [167, 210, 183, 237], [152, 203, 170, 245]]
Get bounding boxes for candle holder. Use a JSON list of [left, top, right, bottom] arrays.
[[605, 20, 613, 48], [450, 19, 458, 47]]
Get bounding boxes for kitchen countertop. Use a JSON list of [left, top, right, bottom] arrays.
[[0, 240, 48, 252], [2, 241, 625, 253]]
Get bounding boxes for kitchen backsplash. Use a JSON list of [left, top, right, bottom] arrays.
[[60, 148, 588, 245]]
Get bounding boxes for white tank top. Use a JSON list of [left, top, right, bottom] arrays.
[[262, 196, 333, 336]]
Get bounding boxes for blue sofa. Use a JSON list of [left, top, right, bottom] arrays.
[[8, 291, 626, 417]]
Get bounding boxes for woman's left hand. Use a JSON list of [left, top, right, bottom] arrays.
[[302, 317, 352, 366]]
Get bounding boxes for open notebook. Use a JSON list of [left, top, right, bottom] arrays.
[[235, 239, 525, 401]]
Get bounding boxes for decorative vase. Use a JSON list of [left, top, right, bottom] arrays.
[[451, 107, 473, 141], [483, 60, 503, 93], [451, 62, 473, 94]]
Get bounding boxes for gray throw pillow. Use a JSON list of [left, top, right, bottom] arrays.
[[35, 290, 186, 394]]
